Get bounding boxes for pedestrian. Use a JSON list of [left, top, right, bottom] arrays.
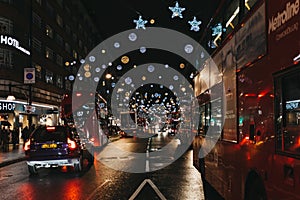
[[21, 126, 29, 147], [12, 126, 19, 149], [2, 127, 9, 152], [0, 126, 3, 148], [29, 124, 35, 135]]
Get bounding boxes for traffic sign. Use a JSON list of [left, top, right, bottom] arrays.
[[24, 68, 35, 84]]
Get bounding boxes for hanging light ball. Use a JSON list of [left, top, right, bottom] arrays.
[[84, 71, 91, 78], [84, 64, 90, 71], [121, 56, 129, 64], [150, 19, 155, 24]]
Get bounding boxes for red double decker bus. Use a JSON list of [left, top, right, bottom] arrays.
[[60, 91, 109, 149], [193, 0, 300, 199]]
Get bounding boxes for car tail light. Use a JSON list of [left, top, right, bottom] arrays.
[[46, 126, 56, 131], [67, 138, 77, 150], [24, 140, 31, 151]]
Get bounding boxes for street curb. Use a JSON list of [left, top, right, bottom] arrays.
[[0, 157, 26, 168]]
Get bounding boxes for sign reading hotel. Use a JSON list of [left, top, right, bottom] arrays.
[[0, 34, 30, 55]]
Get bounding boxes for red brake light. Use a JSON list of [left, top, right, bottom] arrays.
[[46, 126, 56, 131], [24, 140, 31, 151], [67, 138, 77, 150]]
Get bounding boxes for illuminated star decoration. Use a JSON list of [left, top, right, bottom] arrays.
[[188, 16, 202, 32], [169, 1, 185, 18], [133, 15, 148, 30], [211, 23, 226, 36]]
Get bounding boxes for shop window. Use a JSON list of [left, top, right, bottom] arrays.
[[45, 70, 53, 84], [0, 17, 13, 34], [275, 65, 300, 156]]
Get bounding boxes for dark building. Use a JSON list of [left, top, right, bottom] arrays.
[[0, 0, 100, 129]]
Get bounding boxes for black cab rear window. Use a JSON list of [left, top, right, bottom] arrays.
[[31, 126, 69, 142]]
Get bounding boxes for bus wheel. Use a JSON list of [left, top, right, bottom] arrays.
[[244, 172, 267, 200]]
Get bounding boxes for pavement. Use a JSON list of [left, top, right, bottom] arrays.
[[0, 144, 26, 168]]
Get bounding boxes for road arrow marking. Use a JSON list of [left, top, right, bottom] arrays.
[[129, 179, 167, 200]]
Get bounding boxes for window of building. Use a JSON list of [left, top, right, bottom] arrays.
[[72, 50, 78, 60], [65, 42, 70, 53], [45, 70, 53, 84], [46, 1, 54, 18], [79, 40, 83, 49], [65, 79, 71, 91], [65, 25, 71, 35], [32, 12, 42, 28], [56, 75, 63, 88], [65, 7, 71, 16], [0, 17, 13, 34], [45, 47, 54, 60], [275, 65, 300, 157], [0, 48, 13, 69], [34, 63, 42, 79], [56, 14, 63, 28], [56, 0, 63, 8], [32, 37, 42, 52], [55, 34, 63, 47], [0, 0, 12, 4], [35, 0, 42, 5], [56, 54, 63, 66], [72, 33, 77, 42], [45, 25, 53, 38]]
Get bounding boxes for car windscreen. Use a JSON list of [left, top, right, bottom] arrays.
[[31, 127, 68, 142]]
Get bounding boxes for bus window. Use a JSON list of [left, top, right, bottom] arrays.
[[275, 66, 300, 155]]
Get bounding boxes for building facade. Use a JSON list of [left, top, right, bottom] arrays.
[[0, 0, 100, 130]]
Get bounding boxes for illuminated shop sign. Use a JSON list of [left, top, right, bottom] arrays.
[[0, 102, 16, 113], [0, 35, 30, 55], [268, 0, 299, 34]]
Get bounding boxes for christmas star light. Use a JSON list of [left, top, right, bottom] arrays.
[[169, 2, 185, 18], [188, 16, 202, 32], [212, 23, 226, 36], [133, 15, 148, 29]]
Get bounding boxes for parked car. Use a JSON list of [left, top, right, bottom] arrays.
[[24, 125, 94, 175]]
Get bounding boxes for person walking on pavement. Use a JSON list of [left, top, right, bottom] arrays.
[[21, 126, 29, 147], [2, 127, 9, 152], [12, 126, 19, 149]]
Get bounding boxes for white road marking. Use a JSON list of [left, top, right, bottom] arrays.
[[86, 179, 111, 200], [129, 179, 167, 200]]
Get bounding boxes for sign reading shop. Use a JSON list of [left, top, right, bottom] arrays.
[[0, 101, 16, 113]]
